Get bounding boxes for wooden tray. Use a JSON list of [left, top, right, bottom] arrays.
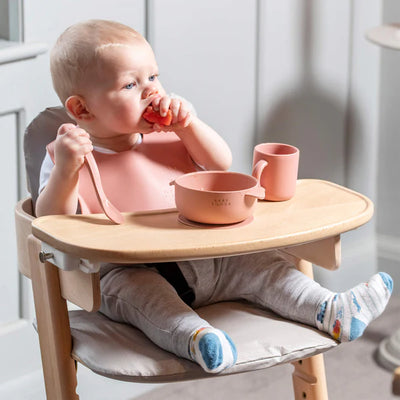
[[32, 179, 373, 264]]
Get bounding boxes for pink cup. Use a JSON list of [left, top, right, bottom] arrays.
[[253, 143, 299, 201]]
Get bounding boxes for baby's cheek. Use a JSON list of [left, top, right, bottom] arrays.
[[123, 107, 142, 125]]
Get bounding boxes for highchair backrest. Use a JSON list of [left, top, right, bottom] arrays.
[[24, 106, 74, 210], [18, 107, 101, 311]]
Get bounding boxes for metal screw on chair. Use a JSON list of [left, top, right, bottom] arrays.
[[39, 251, 54, 263]]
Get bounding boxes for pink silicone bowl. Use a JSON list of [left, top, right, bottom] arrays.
[[170, 168, 266, 224]]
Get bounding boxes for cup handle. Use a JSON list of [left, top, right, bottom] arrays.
[[252, 160, 268, 182]]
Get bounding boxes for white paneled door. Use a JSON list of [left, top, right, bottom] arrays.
[[0, 0, 147, 392], [0, 113, 18, 324]]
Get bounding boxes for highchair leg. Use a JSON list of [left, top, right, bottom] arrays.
[[291, 259, 329, 400], [28, 236, 79, 400]]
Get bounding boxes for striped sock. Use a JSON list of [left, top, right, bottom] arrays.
[[316, 272, 393, 342], [189, 327, 237, 373]]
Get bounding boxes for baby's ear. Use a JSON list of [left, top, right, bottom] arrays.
[[64, 95, 94, 121]]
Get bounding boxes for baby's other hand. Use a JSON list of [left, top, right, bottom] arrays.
[[151, 95, 192, 130], [54, 123, 93, 176]]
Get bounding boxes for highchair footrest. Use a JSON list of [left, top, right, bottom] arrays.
[[40, 242, 101, 273]]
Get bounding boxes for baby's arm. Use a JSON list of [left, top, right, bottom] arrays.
[[151, 96, 232, 171], [176, 117, 232, 171], [35, 124, 93, 217]]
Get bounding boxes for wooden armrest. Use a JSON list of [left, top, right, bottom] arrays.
[[393, 367, 400, 395], [28, 235, 101, 312], [15, 199, 36, 278], [282, 235, 341, 270], [59, 269, 101, 312]]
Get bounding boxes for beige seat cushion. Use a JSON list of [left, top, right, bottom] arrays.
[[69, 301, 337, 383]]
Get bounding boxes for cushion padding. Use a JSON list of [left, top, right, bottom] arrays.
[[69, 301, 337, 383]]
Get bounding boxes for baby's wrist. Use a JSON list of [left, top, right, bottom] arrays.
[[172, 116, 196, 136], [53, 163, 80, 184]]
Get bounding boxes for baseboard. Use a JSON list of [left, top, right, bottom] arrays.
[[0, 319, 42, 384], [0, 364, 159, 400], [377, 234, 400, 295]]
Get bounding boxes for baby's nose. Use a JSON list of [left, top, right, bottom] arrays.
[[142, 86, 159, 99]]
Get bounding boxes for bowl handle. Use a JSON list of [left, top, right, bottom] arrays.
[[245, 185, 266, 199]]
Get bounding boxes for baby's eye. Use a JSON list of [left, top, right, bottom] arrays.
[[124, 82, 136, 89], [149, 74, 158, 82]]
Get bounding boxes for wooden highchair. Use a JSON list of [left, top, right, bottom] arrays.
[[15, 107, 373, 399]]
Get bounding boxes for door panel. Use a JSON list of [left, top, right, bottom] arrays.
[[149, 0, 258, 173], [0, 113, 19, 324]]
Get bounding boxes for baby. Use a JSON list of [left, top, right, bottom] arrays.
[[36, 19, 393, 374]]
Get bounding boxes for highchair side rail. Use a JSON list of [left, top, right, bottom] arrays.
[[31, 180, 373, 265], [28, 235, 79, 400]]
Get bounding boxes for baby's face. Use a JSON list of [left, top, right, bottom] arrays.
[[83, 39, 166, 137]]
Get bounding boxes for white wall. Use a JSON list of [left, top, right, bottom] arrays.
[[257, 0, 381, 290], [376, 0, 400, 292]]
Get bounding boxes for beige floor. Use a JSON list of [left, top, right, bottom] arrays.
[[136, 296, 400, 400]]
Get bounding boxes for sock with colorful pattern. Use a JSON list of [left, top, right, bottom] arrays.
[[316, 272, 393, 342], [189, 327, 237, 373]]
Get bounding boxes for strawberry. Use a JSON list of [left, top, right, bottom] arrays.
[[143, 106, 173, 126]]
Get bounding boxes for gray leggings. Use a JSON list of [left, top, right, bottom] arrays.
[[99, 250, 331, 359]]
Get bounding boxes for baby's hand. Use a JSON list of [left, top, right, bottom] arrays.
[[150, 95, 192, 130], [54, 123, 93, 176]]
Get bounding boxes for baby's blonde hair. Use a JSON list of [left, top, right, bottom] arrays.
[[50, 19, 144, 104]]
